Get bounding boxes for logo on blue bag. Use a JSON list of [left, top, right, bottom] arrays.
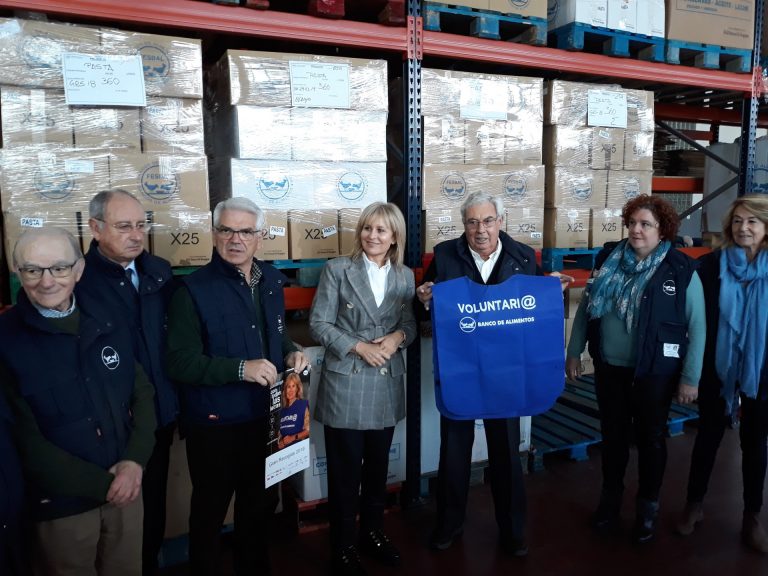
[[101, 346, 120, 370], [140, 163, 178, 203], [337, 171, 367, 201], [503, 174, 527, 203], [459, 316, 477, 333], [257, 173, 291, 201], [441, 174, 466, 201], [33, 168, 75, 202], [139, 44, 171, 81]]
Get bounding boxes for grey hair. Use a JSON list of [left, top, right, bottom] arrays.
[[13, 227, 82, 268], [89, 189, 141, 223], [460, 191, 505, 222], [213, 197, 265, 230]]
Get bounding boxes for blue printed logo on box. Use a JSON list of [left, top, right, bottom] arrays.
[[441, 173, 466, 201], [140, 162, 178, 203], [313, 456, 327, 477], [34, 168, 75, 201], [257, 173, 292, 201], [337, 171, 367, 202], [139, 45, 171, 82], [504, 174, 527, 203]]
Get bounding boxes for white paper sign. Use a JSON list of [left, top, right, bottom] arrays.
[[62, 53, 147, 107], [587, 89, 627, 128], [269, 225, 286, 237], [460, 78, 509, 121], [322, 225, 338, 238], [289, 61, 350, 109], [265, 438, 310, 488]]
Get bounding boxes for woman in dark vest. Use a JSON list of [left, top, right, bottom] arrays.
[[566, 194, 705, 544], [677, 195, 768, 553]]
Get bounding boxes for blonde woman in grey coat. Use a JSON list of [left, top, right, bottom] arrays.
[[309, 202, 416, 576]]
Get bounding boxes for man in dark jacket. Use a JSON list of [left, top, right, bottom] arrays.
[[417, 191, 569, 557], [0, 227, 156, 575], [166, 197, 308, 576], [79, 189, 176, 576], [0, 392, 29, 576]]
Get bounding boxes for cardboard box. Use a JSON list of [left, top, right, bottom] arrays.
[[338, 208, 361, 256], [423, 208, 463, 253], [623, 131, 654, 171], [590, 208, 623, 248], [544, 126, 624, 170], [496, 164, 546, 209], [464, 119, 507, 165], [73, 107, 141, 151], [0, 18, 101, 89], [544, 80, 622, 127], [0, 87, 73, 147], [141, 97, 205, 155], [289, 210, 340, 259], [544, 207, 590, 248], [545, 166, 608, 209], [506, 207, 544, 249], [625, 89, 655, 132], [605, 170, 652, 208], [100, 28, 203, 98], [564, 286, 585, 318], [455, 0, 487, 9], [666, 0, 755, 50], [109, 153, 210, 211], [260, 210, 289, 260], [212, 106, 292, 160], [489, 0, 547, 18], [424, 115, 466, 164], [0, 148, 110, 214], [291, 109, 387, 162], [149, 209, 212, 266], [607, 0, 637, 32], [637, 0, 665, 38], [547, 0, 608, 30], [312, 162, 387, 209]]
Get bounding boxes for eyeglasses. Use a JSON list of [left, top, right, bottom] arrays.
[[465, 216, 499, 230], [18, 261, 79, 281], [626, 220, 658, 231], [96, 219, 149, 234], [215, 226, 259, 241]]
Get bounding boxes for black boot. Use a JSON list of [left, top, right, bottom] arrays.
[[633, 498, 659, 544], [591, 490, 622, 535]]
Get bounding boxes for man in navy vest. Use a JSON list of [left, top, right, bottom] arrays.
[[79, 189, 176, 576], [417, 191, 570, 557], [0, 227, 156, 575], [166, 197, 308, 576]]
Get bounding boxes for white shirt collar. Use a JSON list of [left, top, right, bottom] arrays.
[[469, 239, 502, 283]]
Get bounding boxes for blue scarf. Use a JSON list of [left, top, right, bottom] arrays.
[[587, 239, 671, 332], [716, 247, 768, 412]]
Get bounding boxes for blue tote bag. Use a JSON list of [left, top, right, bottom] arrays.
[[431, 275, 564, 419]]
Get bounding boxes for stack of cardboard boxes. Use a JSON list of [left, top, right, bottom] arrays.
[[543, 80, 654, 249], [0, 18, 212, 268], [207, 50, 389, 260], [421, 68, 545, 252], [547, 0, 665, 39]]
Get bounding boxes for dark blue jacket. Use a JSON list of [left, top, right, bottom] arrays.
[[0, 392, 28, 575], [181, 251, 288, 425], [79, 241, 178, 428], [587, 241, 696, 379]]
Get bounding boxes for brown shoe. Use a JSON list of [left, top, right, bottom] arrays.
[[676, 502, 704, 536], [742, 512, 768, 554]]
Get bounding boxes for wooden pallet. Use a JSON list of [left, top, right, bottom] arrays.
[[541, 247, 600, 272], [665, 39, 752, 73], [550, 23, 664, 62], [423, 2, 547, 45]]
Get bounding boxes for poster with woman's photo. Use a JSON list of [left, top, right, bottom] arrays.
[[265, 367, 311, 488]]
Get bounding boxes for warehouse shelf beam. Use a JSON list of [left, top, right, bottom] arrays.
[[0, 0, 408, 51]]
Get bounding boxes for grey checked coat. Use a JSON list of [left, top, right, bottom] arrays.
[[309, 256, 416, 430]]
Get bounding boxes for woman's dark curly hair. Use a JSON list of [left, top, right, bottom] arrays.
[[621, 194, 679, 241]]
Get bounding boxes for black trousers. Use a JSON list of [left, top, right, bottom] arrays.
[[435, 415, 526, 540], [323, 425, 395, 551], [687, 383, 768, 513], [142, 422, 175, 576], [594, 363, 678, 502], [185, 418, 277, 576]]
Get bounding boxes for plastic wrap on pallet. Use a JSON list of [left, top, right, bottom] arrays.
[[150, 209, 212, 267], [209, 106, 292, 160], [260, 209, 289, 260], [141, 97, 205, 155], [544, 207, 590, 248], [0, 18, 101, 89], [291, 109, 387, 161], [99, 27, 203, 99], [506, 207, 545, 249], [423, 163, 545, 210], [464, 119, 543, 165], [589, 208, 622, 248], [544, 80, 622, 126], [73, 107, 141, 151], [422, 68, 543, 124], [625, 89, 654, 132], [423, 115, 466, 164], [623, 130, 654, 171], [210, 50, 388, 111], [109, 153, 210, 212], [288, 209, 340, 259], [544, 126, 624, 170], [605, 170, 652, 208], [338, 208, 361, 256], [544, 166, 607, 209], [0, 146, 110, 215], [422, 207, 463, 253], [547, 0, 608, 30], [0, 87, 74, 147]]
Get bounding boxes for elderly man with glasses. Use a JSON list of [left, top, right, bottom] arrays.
[[166, 197, 309, 576], [78, 189, 176, 576], [0, 227, 156, 575]]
